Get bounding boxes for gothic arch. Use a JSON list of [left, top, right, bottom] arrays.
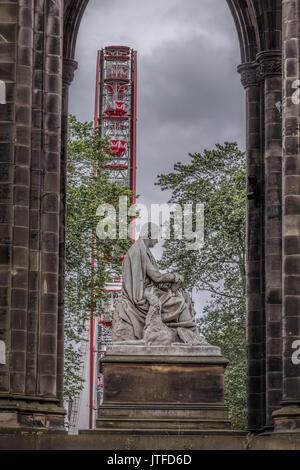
[[61, 0, 284, 434], [227, 0, 282, 63], [64, 0, 89, 60], [0, 0, 299, 436]]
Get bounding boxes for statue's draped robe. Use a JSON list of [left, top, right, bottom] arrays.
[[117, 238, 202, 343]]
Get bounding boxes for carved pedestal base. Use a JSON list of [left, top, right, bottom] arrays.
[[96, 346, 231, 434], [0, 395, 66, 430], [273, 406, 300, 433]]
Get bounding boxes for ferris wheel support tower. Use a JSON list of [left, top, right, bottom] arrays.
[[88, 46, 137, 430]]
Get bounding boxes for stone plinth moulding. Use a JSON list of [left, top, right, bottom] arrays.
[[94, 346, 233, 434]]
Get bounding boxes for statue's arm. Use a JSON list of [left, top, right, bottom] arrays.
[[146, 259, 179, 284]]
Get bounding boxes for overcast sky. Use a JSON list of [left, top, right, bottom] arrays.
[[69, 0, 245, 313]]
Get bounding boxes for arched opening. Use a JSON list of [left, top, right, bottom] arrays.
[[64, 0, 246, 432], [2, 0, 300, 441]]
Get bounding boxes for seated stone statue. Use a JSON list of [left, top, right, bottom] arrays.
[[112, 223, 208, 346]]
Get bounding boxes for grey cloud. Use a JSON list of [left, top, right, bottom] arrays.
[[69, 0, 246, 312]]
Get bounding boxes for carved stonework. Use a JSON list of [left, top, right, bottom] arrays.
[[238, 62, 260, 88], [111, 223, 210, 349], [238, 53, 282, 89], [257, 51, 282, 79], [63, 58, 78, 86]]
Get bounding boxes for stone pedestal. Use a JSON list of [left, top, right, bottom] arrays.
[[0, 395, 66, 429], [273, 406, 300, 433], [97, 343, 231, 434]]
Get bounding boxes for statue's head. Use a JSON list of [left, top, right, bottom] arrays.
[[139, 222, 159, 248]]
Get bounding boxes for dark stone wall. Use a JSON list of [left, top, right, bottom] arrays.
[[229, 0, 300, 433], [238, 52, 284, 432], [0, 0, 18, 395], [282, 0, 300, 406], [263, 60, 283, 430], [1, 429, 300, 450], [238, 63, 266, 432], [0, 0, 66, 426]]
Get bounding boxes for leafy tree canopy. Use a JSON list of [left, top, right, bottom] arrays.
[[65, 115, 134, 403], [156, 142, 246, 429]]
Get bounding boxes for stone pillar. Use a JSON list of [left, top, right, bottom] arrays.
[[258, 51, 283, 431], [273, 0, 300, 432], [239, 51, 286, 433], [238, 62, 266, 433], [0, 0, 66, 429], [0, 0, 18, 397]]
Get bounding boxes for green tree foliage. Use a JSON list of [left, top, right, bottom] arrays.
[[65, 115, 134, 404], [156, 142, 246, 429]]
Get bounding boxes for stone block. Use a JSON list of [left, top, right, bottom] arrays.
[[267, 338, 282, 356], [285, 58, 299, 78], [42, 233, 58, 253], [0, 245, 10, 265], [14, 187, 29, 207], [42, 194, 59, 213], [43, 173, 59, 194], [285, 136, 300, 156], [10, 351, 26, 373], [15, 125, 30, 146], [15, 105, 31, 126], [13, 227, 29, 247], [247, 343, 264, 361], [266, 288, 282, 304], [0, 63, 15, 82], [284, 276, 300, 296], [0, 3, 17, 22], [18, 7, 33, 28], [18, 46, 32, 67], [267, 356, 282, 373], [41, 292, 57, 314], [45, 74, 61, 94], [11, 329, 26, 351], [267, 322, 281, 338], [0, 143, 12, 164], [18, 25, 33, 48], [16, 65, 31, 86], [41, 253, 58, 275], [40, 313, 57, 335], [28, 291, 38, 312], [40, 333, 56, 355], [38, 373, 56, 396], [41, 213, 58, 233], [98, 349, 230, 433], [284, 296, 300, 317], [11, 309, 26, 330], [12, 247, 28, 269], [283, 378, 300, 398]]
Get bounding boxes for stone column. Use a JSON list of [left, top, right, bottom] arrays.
[[37, 0, 63, 401], [238, 62, 266, 433], [273, 0, 300, 432], [258, 51, 283, 431], [0, 0, 18, 397], [0, 0, 66, 429]]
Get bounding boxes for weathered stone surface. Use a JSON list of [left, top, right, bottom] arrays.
[[0, 0, 67, 426], [113, 228, 208, 347], [278, 0, 300, 427], [107, 341, 221, 357], [98, 353, 230, 433]]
